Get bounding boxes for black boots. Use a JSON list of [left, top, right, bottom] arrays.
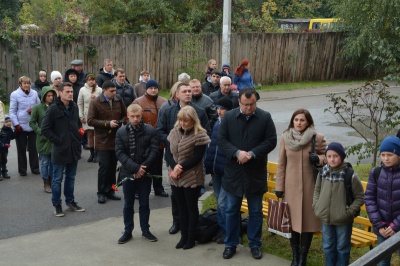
[[87, 148, 94, 162], [290, 231, 300, 266], [298, 232, 313, 266], [92, 150, 98, 163]]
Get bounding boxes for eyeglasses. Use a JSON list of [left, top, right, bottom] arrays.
[[239, 101, 256, 107]]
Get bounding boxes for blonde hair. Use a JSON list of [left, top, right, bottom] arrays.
[[174, 105, 205, 135], [169, 81, 181, 100], [127, 103, 142, 113], [205, 59, 217, 72]]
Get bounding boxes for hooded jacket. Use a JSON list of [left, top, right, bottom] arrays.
[[64, 69, 84, 103], [9, 87, 40, 131], [313, 162, 364, 225], [29, 86, 57, 155], [96, 67, 114, 88], [365, 164, 400, 235], [77, 83, 102, 130]]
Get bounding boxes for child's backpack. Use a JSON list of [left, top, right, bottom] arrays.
[[195, 208, 219, 244]]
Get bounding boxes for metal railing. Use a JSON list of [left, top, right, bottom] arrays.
[[350, 231, 400, 266]]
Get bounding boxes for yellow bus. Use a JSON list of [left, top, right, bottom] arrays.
[[309, 18, 341, 30]]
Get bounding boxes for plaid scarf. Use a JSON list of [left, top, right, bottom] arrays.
[[127, 120, 144, 159]]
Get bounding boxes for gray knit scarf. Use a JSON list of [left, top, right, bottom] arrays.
[[128, 120, 144, 159], [283, 127, 316, 151]]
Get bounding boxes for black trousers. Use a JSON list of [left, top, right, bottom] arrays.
[[152, 149, 165, 193], [97, 150, 118, 196], [0, 148, 8, 173], [172, 185, 200, 240], [15, 131, 39, 174]]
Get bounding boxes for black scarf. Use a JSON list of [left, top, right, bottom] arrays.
[[127, 120, 144, 159]]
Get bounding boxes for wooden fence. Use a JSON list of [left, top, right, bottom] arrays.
[[0, 32, 364, 96]]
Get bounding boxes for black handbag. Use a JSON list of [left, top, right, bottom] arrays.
[[311, 135, 322, 183]]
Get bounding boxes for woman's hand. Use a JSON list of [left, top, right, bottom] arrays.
[[172, 164, 182, 179], [379, 227, 389, 238]]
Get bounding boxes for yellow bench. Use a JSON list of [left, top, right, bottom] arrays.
[[240, 162, 377, 248]]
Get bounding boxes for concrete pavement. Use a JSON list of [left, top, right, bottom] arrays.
[[0, 206, 290, 266]]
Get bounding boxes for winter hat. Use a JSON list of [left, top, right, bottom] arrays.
[[222, 64, 230, 69], [50, 71, 62, 83], [216, 96, 233, 111], [325, 142, 346, 161], [146, 79, 159, 89], [380, 136, 400, 156]]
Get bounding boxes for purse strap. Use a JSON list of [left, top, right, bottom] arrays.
[[311, 134, 316, 153]]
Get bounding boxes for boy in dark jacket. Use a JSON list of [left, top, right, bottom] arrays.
[[205, 96, 232, 243], [313, 142, 364, 266], [365, 136, 400, 266], [0, 116, 15, 180]]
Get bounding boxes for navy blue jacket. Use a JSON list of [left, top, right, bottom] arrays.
[[205, 119, 225, 176]]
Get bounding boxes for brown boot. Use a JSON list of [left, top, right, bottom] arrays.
[[44, 180, 52, 193]]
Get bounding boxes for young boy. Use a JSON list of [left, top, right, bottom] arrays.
[[313, 142, 364, 266], [205, 96, 233, 244], [0, 116, 15, 180], [365, 136, 400, 266]]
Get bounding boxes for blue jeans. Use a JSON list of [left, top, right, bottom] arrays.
[[123, 176, 152, 234], [225, 190, 263, 248], [377, 234, 400, 266], [39, 154, 53, 181], [322, 223, 352, 266], [51, 161, 78, 206], [212, 175, 226, 231]]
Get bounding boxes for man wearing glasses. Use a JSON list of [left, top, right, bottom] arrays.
[[218, 87, 277, 260]]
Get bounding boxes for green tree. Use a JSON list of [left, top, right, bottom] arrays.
[[19, 0, 87, 34], [325, 80, 400, 166], [0, 0, 20, 21], [334, 0, 400, 80]]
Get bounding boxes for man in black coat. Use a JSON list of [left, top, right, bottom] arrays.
[[218, 88, 277, 260], [156, 82, 211, 235], [201, 69, 221, 96], [115, 103, 159, 244], [41, 83, 85, 217]]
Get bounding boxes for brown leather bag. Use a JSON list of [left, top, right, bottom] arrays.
[[267, 198, 292, 239]]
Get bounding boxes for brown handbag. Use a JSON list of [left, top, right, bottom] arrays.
[[267, 198, 292, 239]]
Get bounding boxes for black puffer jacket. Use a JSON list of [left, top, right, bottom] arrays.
[[112, 79, 137, 107], [115, 123, 159, 178], [96, 68, 114, 88], [41, 97, 82, 164]]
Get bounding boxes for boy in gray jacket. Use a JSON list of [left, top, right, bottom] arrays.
[[313, 142, 364, 266]]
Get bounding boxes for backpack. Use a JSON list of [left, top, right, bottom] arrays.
[[373, 166, 381, 181], [195, 208, 219, 244]]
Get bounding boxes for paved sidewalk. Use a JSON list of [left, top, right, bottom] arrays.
[[0, 207, 290, 266]]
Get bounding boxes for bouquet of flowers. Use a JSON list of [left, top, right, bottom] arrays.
[[112, 174, 162, 191]]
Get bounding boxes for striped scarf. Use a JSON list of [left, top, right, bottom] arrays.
[[128, 120, 144, 159]]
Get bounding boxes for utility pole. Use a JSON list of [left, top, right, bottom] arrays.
[[222, 0, 231, 66]]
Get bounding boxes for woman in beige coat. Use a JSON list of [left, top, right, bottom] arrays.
[[166, 106, 210, 250], [275, 109, 327, 266], [77, 74, 102, 162]]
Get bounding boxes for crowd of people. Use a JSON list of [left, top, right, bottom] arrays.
[[1, 57, 399, 266]]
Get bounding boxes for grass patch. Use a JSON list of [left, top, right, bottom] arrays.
[[158, 79, 364, 97], [201, 175, 400, 265]]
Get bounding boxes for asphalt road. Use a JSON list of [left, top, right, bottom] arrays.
[[1, 82, 398, 240]]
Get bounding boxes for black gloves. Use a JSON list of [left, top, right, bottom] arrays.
[[275, 191, 284, 198], [309, 152, 320, 165]]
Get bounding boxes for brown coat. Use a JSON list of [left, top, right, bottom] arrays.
[[275, 133, 327, 233], [132, 93, 166, 128], [87, 94, 127, 151]]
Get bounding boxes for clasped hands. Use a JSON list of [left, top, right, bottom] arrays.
[[170, 164, 183, 179], [135, 165, 147, 179], [237, 150, 252, 164], [379, 226, 395, 239]]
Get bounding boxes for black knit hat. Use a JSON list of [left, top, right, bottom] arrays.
[[325, 142, 346, 161], [146, 79, 159, 89], [216, 96, 233, 111]]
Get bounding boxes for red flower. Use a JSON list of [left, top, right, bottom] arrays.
[[112, 184, 118, 191]]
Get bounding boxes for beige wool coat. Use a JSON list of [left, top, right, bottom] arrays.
[[275, 132, 327, 233], [77, 83, 102, 130]]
